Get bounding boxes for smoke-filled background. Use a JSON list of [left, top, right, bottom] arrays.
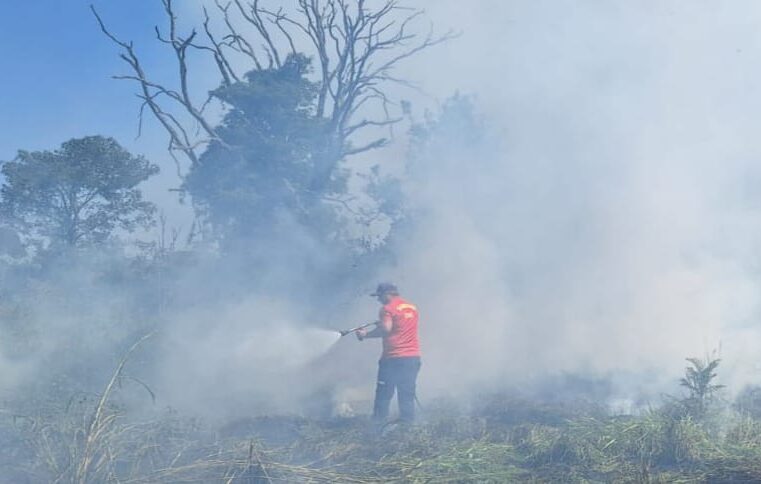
[[3, 0, 761, 426], [401, 0, 761, 400]]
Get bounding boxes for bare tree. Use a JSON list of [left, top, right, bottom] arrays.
[[92, 0, 455, 175]]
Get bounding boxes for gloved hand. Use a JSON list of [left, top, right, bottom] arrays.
[[356, 328, 367, 341]]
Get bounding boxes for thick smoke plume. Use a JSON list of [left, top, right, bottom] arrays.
[[380, 0, 761, 403], [4, 1, 761, 423]]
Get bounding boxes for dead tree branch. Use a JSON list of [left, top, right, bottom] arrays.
[[92, 5, 203, 167], [94, 0, 455, 171]]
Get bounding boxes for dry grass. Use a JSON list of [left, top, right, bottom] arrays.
[[4, 344, 761, 483]]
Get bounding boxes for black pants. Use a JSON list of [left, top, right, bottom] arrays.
[[373, 356, 421, 423]]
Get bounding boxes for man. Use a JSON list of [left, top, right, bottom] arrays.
[[357, 282, 421, 423]]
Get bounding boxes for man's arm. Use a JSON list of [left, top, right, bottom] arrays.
[[361, 324, 384, 339], [357, 313, 393, 340]]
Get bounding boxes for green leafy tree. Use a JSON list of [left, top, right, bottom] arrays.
[[181, 55, 361, 301], [93, 1, 452, 253], [93, 1, 452, 299], [0, 136, 159, 248], [184, 54, 345, 247]]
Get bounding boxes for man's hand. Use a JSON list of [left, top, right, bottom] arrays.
[[356, 328, 367, 341]]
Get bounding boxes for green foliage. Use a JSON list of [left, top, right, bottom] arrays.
[[0, 136, 158, 249], [679, 356, 725, 418], [185, 54, 345, 248]]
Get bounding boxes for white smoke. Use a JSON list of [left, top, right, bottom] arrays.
[[368, 0, 761, 401]]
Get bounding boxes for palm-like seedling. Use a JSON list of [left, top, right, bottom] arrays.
[[679, 357, 725, 418]]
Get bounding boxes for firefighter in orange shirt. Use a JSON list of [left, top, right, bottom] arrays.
[[357, 282, 421, 423]]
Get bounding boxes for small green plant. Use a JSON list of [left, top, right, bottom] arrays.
[[679, 356, 725, 418]]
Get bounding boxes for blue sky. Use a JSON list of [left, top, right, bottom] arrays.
[[0, 0, 448, 221], [0, 1, 212, 222], [0, 2, 175, 161]]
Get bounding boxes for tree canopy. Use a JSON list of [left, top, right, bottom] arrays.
[[93, 1, 453, 260], [0, 136, 159, 248], [184, 54, 345, 247]]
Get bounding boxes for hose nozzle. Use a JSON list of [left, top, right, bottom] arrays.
[[338, 321, 376, 337]]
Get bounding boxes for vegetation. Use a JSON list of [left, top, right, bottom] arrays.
[[678, 356, 726, 420], [185, 54, 341, 241], [3, 348, 760, 483], [1, 2, 759, 483], [7, 400, 761, 483], [0, 136, 158, 250]]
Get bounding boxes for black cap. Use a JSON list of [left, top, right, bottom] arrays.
[[370, 282, 398, 297]]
